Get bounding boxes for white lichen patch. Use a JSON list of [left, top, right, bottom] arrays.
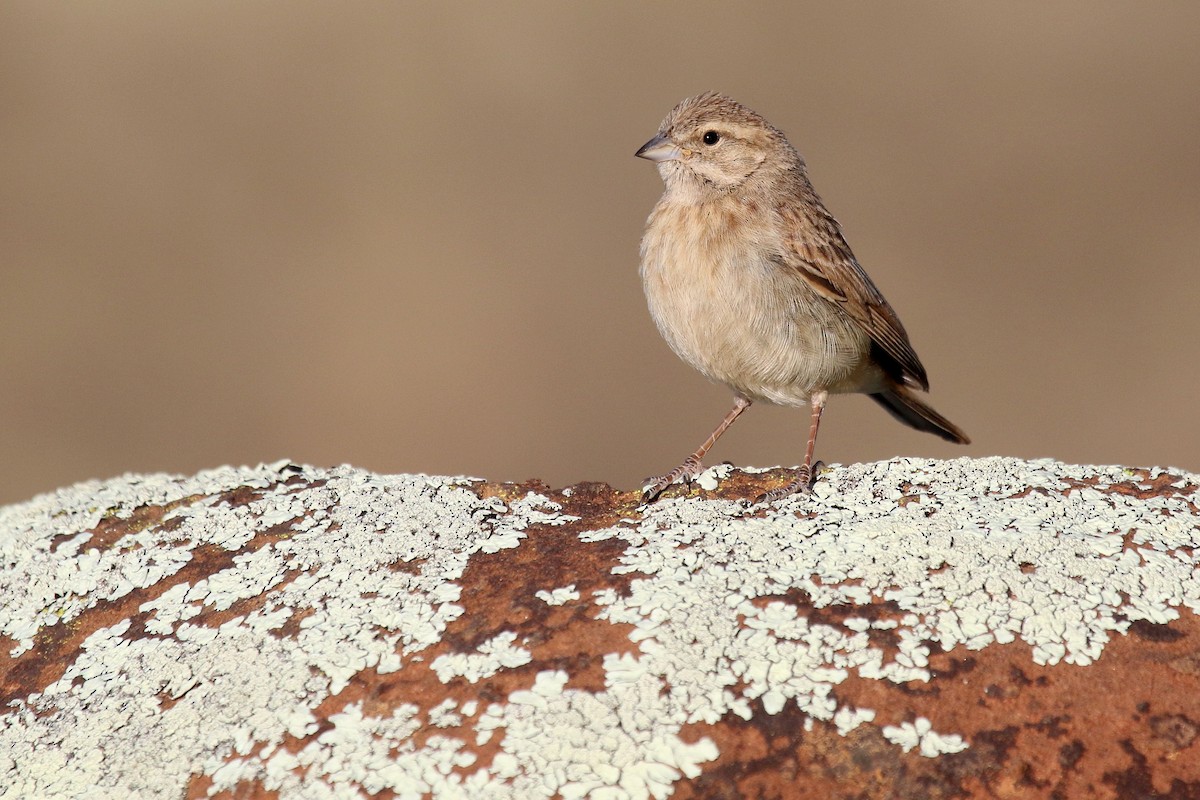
[[0, 464, 563, 799], [431, 631, 533, 683], [474, 670, 718, 799], [535, 584, 580, 605], [833, 705, 876, 735], [1, 457, 1197, 797], [584, 457, 1199, 763], [694, 463, 734, 491], [882, 717, 969, 757]]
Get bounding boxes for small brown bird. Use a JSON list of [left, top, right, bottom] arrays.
[[636, 92, 968, 502]]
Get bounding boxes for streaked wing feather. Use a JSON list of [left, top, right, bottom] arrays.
[[777, 205, 930, 390]]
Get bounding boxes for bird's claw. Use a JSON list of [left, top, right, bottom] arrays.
[[641, 455, 705, 502], [754, 461, 825, 504]]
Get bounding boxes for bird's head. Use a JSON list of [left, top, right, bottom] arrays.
[[636, 92, 797, 194]]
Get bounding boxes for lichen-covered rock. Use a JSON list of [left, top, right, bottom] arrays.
[[1, 458, 1198, 799]]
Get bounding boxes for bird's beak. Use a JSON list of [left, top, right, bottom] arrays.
[[635, 133, 682, 163]]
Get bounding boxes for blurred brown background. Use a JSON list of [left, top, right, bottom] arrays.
[[2, 2, 1198, 506]]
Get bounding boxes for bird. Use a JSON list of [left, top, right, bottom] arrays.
[[635, 92, 969, 502]]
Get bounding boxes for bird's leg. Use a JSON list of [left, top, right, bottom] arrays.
[[642, 396, 752, 501], [759, 390, 828, 502]]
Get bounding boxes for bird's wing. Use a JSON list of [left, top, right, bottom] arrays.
[[775, 203, 929, 391]]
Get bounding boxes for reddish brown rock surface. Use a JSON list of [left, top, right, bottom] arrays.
[[1, 458, 1198, 798]]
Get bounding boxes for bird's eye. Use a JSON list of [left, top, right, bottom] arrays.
[[702, 130, 721, 146]]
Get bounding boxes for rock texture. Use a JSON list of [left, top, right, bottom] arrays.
[[1, 458, 1199, 799]]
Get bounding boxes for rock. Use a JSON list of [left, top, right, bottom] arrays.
[[1, 457, 1198, 798]]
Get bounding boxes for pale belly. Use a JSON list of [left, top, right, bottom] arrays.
[[640, 207, 882, 406]]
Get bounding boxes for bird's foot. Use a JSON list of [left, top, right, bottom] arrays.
[[642, 455, 705, 502], [756, 461, 825, 504]]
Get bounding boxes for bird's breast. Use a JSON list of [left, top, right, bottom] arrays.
[[640, 199, 877, 404]]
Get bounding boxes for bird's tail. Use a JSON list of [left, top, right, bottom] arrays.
[[870, 385, 970, 445]]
